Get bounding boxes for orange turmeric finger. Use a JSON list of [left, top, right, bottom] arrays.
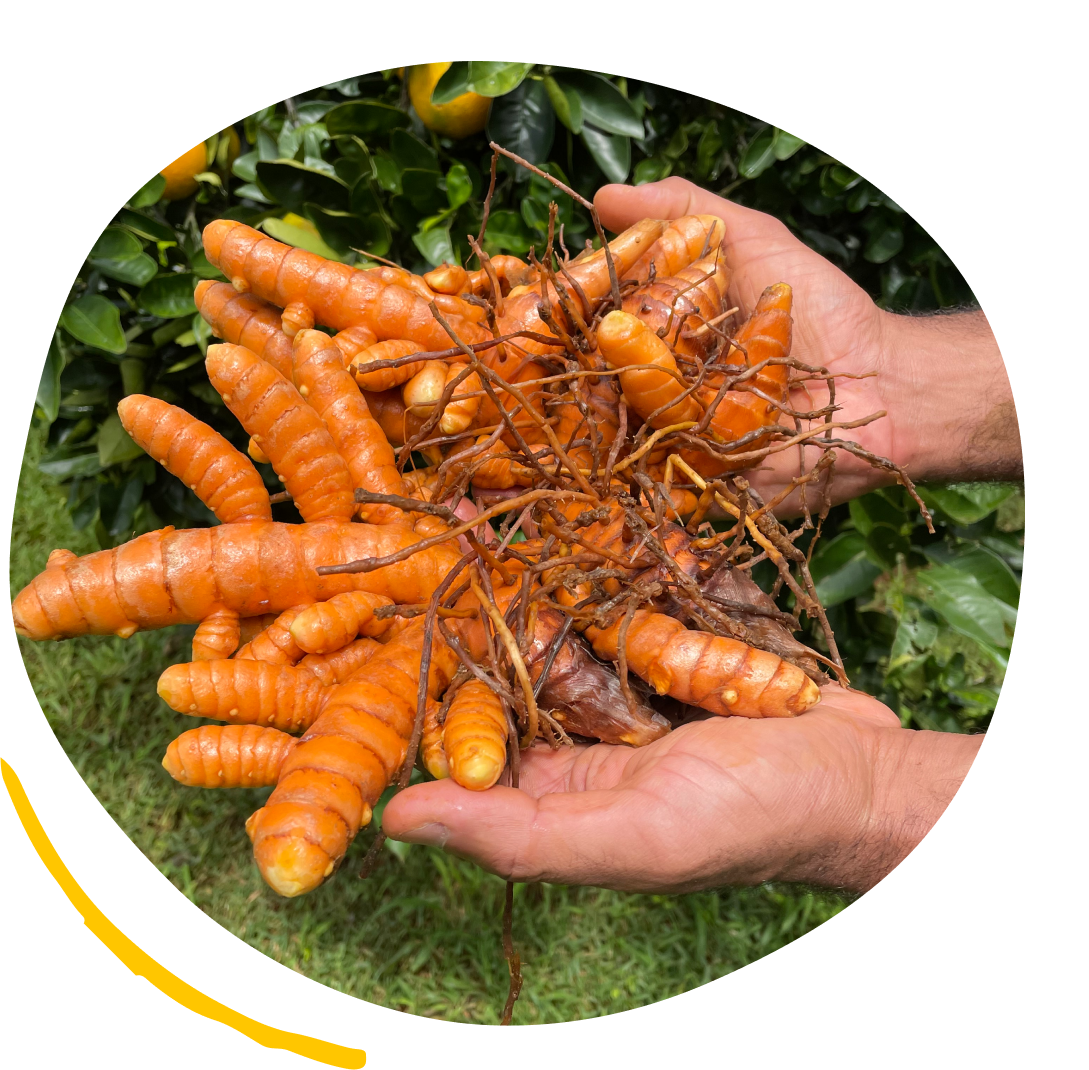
[[194, 280, 295, 380], [206, 343, 356, 523], [422, 263, 469, 296], [350, 339, 427, 392], [402, 361, 447, 416], [13, 519, 463, 641], [191, 604, 241, 660], [624, 215, 726, 285], [691, 282, 793, 475], [290, 329, 407, 523], [234, 605, 308, 664], [438, 362, 482, 435], [117, 395, 272, 524], [442, 679, 508, 791], [297, 638, 381, 686], [201, 220, 487, 349], [247, 617, 460, 896], [163, 725, 297, 788], [289, 591, 393, 654], [420, 699, 449, 780], [623, 253, 731, 363], [157, 659, 328, 733], [330, 325, 379, 368], [596, 310, 701, 428], [467, 254, 535, 297], [586, 609, 819, 718], [359, 386, 428, 447], [365, 262, 485, 323]]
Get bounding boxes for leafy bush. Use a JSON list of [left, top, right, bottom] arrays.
[[29, 62, 1016, 731]]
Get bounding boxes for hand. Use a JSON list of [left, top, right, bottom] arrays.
[[382, 686, 982, 894], [595, 178, 1019, 506]]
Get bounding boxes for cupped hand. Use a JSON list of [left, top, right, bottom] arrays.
[[595, 177, 904, 506], [382, 686, 905, 894]]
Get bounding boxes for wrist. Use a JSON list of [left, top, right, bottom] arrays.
[[878, 308, 1021, 484], [854, 726, 983, 891]]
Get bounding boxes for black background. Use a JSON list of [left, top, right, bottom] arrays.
[[4, 60, 1019, 1062]]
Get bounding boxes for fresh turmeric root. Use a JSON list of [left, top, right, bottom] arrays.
[[163, 725, 297, 788], [442, 679, 509, 791]]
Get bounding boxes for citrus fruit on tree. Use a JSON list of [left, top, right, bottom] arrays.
[[407, 63, 491, 139], [160, 128, 240, 201], [159, 143, 208, 201]]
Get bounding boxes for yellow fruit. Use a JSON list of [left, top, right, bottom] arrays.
[[407, 63, 491, 140], [160, 143, 207, 201], [158, 127, 240, 200]]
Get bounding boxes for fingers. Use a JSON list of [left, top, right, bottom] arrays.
[[816, 683, 902, 730], [595, 176, 786, 247], [381, 775, 649, 887]]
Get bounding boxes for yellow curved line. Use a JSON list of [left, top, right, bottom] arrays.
[[1, 758, 366, 1069]]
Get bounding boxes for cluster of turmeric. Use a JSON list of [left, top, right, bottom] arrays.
[[14, 145, 929, 920]]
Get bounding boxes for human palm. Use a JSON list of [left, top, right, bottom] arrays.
[[383, 686, 903, 894], [595, 177, 906, 505]]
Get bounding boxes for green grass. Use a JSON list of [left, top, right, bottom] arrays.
[[11, 425, 847, 1023]]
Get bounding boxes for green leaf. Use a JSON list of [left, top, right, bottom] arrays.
[[521, 195, 550, 234], [372, 152, 402, 194], [412, 227, 455, 268], [918, 565, 1016, 649], [554, 71, 643, 138], [233, 183, 274, 204], [817, 555, 883, 608], [430, 62, 471, 105], [466, 61, 534, 97], [324, 100, 408, 139], [582, 125, 630, 183], [773, 129, 806, 161], [129, 172, 166, 208], [401, 168, 444, 212], [445, 162, 473, 209], [102, 252, 158, 287], [922, 545, 1019, 608], [304, 204, 387, 258], [487, 78, 554, 169], [90, 227, 143, 261], [259, 214, 342, 260], [100, 474, 146, 537], [864, 222, 904, 264], [231, 150, 259, 183], [116, 209, 175, 244], [188, 249, 223, 280], [390, 129, 439, 171], [739, 129, 776, 179], [119, 358, 145, 396], [39, 450, 102, 480], [36, 335, 65, 425], [256, 159, 349, 212], [481, 209, 532, 255], [97, 412, 146, 467], [543, 75, 583, 134], [918, 482, 1017, 526], [60, 294, 127, 354], [138, 274, 197, 318], [810, 531, 883, 607], [633, 157, 672, 185], [865, 524, 912, 570]]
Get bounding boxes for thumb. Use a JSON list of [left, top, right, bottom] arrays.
[[594, 175, 785, 246], [381, 776, 647, 887]]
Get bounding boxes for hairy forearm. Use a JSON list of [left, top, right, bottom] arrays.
[[779, 726, 984, 893], [882, 309, 1022, 484]]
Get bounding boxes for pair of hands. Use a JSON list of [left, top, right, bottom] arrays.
[[383, 178, 999, 894]]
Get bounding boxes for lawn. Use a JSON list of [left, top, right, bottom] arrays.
[[11, 425, 847, 1024]]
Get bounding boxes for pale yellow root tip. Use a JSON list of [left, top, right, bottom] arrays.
[[451, 748, 504, 792]]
